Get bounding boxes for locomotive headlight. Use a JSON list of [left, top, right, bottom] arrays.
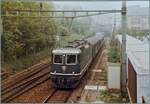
[[62, 66, 66, 72]]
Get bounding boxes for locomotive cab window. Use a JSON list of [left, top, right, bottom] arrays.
[[66, 55, 77, 65], [53, 55, 63, 64]]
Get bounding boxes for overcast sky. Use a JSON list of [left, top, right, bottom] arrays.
[[53, 1, 149, 10]]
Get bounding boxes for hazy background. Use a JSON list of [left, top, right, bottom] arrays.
[[53, 1, 149, 33], [53, 1, 149, 10]]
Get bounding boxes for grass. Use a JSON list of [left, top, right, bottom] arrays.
[[2, 48, 52, 74], [2, 32, 92, 74], [99, 89, 123, 103], [108, 46, 120, 63]]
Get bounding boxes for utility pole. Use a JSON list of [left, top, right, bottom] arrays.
[[121, 0, 127, 98], [148, 0, 150, 103], [112, 14, 116, 44]]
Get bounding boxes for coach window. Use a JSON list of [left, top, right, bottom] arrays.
[[66, 55, 77, 65], [54, 55, 63, 64]]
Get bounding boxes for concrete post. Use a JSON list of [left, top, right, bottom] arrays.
[[148, 0, 150, 103], [121, 0, 127, 97]]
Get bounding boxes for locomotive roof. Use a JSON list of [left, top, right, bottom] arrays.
[[52, 48, 81, 54], [86, 32, 104, 45]]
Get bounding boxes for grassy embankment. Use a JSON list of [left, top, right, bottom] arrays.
[[2, 33, 88, 74]]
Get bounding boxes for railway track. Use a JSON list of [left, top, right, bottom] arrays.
[[43, 89, 73, 103], [67, 44, 106, 103], [2, 42, 105, 103], [1, 63, 50, 103], [43, 48, 105, 103], [42, 43, 105, 103], [2, 62, 50, 90], [1, 70, 11, 80]]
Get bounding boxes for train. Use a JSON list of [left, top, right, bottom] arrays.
[[50, 33, 105, 88]]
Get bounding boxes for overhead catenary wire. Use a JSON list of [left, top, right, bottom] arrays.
[[2, 0, 149, 2], [2, 9, 122, 18]]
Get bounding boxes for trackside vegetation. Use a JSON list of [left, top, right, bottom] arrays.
[[108, 36, 120, 63], [1, 1, 57, 73], [1, 0, 93, 73], [108, 46, 120, 63]]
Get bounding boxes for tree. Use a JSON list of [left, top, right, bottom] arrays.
[[2, 0, 57, 62]]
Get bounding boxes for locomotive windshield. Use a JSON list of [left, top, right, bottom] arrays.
[[66, 55, 77, 65], [53, 55, 63, 64]]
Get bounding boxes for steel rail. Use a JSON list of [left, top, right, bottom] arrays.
[[42, 89, 58, 103], [2, 63, 50, 91], [2, 73, 50, 103], [1, 69, 50, 95]]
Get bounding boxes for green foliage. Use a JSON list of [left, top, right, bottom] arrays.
[[2, 48, 52, 73], [55, 17, 93, 48], [1, 0, 57, 72], [1, 0, 93, 73], [108, 46, 120, 63], [59, 26, 69, 36], [72, 18, 92, 36], [117, 28, 148, 41], [2, 0, 57, 62], [99, 90, 123, 103]]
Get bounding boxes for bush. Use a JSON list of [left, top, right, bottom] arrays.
[[2, 48, 52, 73], [108, 46, 120, 63]]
